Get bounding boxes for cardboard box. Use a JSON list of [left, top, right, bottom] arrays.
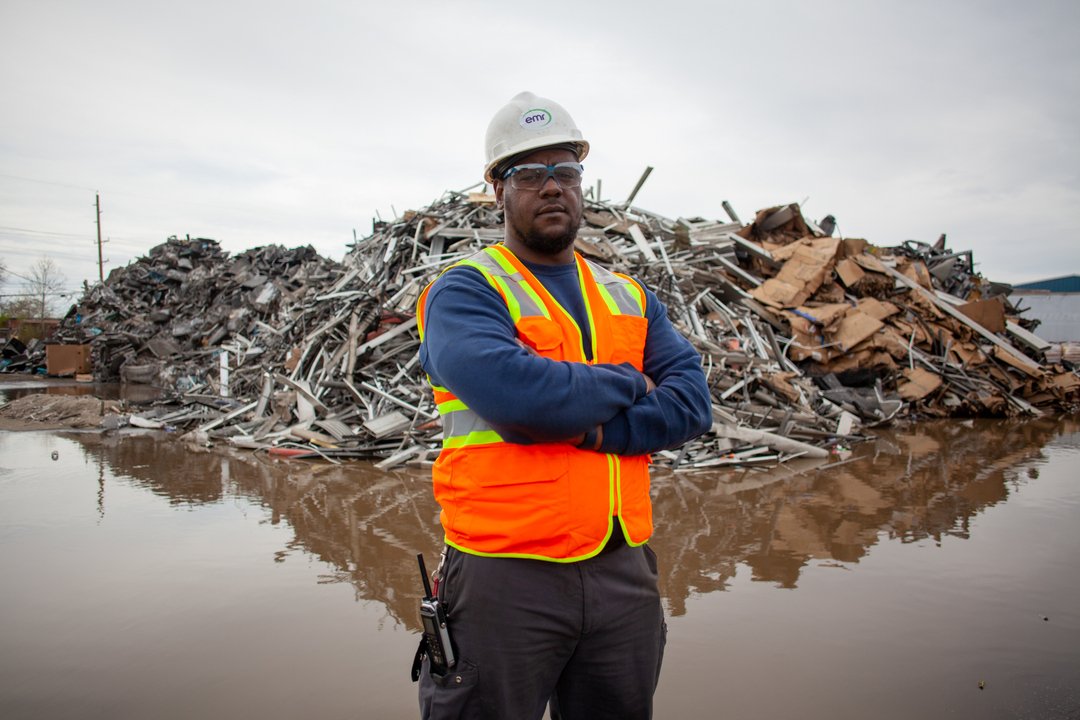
[[46, 344, 92, 376]]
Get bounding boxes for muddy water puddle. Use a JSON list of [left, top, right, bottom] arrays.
[[1, 418, 1078, 719]]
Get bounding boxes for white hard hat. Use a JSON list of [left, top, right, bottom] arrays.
[[483, 91, 589, 183]]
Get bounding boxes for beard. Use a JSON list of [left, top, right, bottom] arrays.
[[504, 197, 581, 258], [520, 223, 578, 256]]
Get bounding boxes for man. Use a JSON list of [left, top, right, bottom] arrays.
[[415, 91, 712, 720]]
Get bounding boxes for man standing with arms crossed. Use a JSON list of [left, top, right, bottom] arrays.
[[415, 91, 712, 720]]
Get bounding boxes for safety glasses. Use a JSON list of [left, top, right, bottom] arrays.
[[502, 162, 584, 191]]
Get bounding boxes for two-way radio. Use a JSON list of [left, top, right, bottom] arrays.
[[416, 553, 455, 676]]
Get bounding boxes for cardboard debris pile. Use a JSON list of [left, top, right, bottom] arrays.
[[34, 185, 1078, 469], [728, 203, 1078, 417]]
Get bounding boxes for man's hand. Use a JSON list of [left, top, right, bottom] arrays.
[[516, 338, 539, 356], [571, 426, 603, 451]]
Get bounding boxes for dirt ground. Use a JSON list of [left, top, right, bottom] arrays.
[[0, 393, 123, 431]]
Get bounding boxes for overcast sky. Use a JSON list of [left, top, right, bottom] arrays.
[[2, 0, 1078, 306]]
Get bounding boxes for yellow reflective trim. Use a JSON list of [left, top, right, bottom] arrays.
[[517, 281, 551, 319], [624, 281, 645, 314], [444, 515, 615, 563], [456, 258, 500, 291], [608, 452, 618, 517], [577, 261, 599, 362], [442, 430, 504, 448], [611, 456, 648, 547], [487, 246, 520, 275], [457, 257, 491, 273], [491, 275, 522, 321], [437, 398, 467, 413], [596, 283, 622, 315], [621, 522, 648, 548]]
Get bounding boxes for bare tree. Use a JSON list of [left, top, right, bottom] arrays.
[[25, 257, 68, 321]]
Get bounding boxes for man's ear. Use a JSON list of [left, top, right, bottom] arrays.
[[493, 179, 504, 208]]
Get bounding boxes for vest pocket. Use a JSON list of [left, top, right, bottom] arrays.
[[606, 314, 647, 370], [456, 444, 569, 487], [448, 445, 571, 550], [515, 316, 565, 356]]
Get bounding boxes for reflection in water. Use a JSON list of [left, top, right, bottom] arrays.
[[66, 432, 442, 631], [4, 417, 1074, 719], [62, 417, 1075, 628], [652, 418, 1072, 613]]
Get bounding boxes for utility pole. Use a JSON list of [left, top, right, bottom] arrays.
[[96, 193, 104, 283]]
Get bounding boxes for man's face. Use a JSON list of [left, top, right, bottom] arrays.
[[494, 146, 583, 262]]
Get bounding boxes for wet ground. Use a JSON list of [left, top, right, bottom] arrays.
[[1, 382, 1078, 718]]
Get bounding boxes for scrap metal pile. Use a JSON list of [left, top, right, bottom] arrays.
[[52, 236, 343, 392], [45, 184, 1079, 470]]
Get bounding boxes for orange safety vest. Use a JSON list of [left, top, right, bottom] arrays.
[[416, 244, 652, 561]]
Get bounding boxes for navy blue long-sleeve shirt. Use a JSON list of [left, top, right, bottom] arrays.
[[419, 253, 712, 456]]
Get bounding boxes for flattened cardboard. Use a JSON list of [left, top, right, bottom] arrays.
[[898, 367, 942, 400], [890, 319, 928, 346], [856, 297, 900, 321], [858, 327, 910, 359], [835, 258, 865, 287], [825, 349, 895, 373], [899, 260, 934, 290], [947, 341, 986, 368], [851, 253, 888, 274], [761, 372, 801, 404], [1050, 370, 1080, 392], [957, 297, 1006, 334], [841, 238, 869, 258], [992, 345, 1042, 377], [751, 278, 800, 308], [787, 303, 850, 330], [830, 310, 883, 351]]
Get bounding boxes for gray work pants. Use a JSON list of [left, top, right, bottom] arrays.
[[418, 535, 666, 720]]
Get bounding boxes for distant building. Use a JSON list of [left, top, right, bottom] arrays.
[[1013, 274, 1080, 294], [1011, 275, 1079, 343]]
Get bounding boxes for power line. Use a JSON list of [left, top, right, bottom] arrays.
[[0, 169, 278, 216], [0, 173, 97, 192], [0, 224, 93, 239], [2, 267, 35, 283], [0, 245, 104, 264], [1, 291, 82, 298]]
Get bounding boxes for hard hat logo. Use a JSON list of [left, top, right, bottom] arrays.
[[484, 91, 589, 184], [519, 109, 552, 129]]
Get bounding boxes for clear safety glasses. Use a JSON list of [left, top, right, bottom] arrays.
[[502, 162, 585, 191]]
